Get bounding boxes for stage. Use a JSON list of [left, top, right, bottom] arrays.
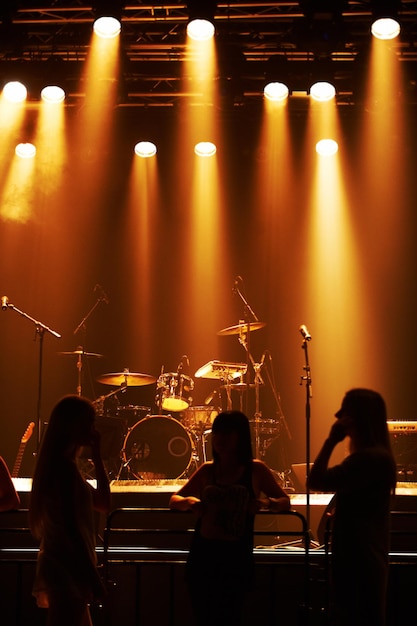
[[1, 479, 417, 625]]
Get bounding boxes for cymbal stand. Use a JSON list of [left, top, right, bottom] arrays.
[[73, 292, 108, 337], [2, 299, 61, 453], [233, 281, 259, 410], [73, 291, 108, 397], [92, 385, 127, 417], [237, 331, 265, 459]]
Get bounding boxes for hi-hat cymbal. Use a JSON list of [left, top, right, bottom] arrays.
[[217, 321, 266, 336], [59, 349, 103, 357], [96, 372, 157, 387]]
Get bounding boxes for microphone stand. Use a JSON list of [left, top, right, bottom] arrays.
[[4, 300, 61, 454], [300, 335, 312, 535]]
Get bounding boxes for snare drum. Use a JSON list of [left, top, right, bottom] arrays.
[[157, 372, 194, 412], [122, 415, 193, 479], [182, 406, 218, 430], [115, 405, 151, 427]]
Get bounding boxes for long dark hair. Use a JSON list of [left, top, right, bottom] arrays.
[[211, 410, 253, 466], [340, 388, 396, 489], [29, 395, 96, 538]]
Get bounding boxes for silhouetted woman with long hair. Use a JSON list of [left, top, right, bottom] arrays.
[[29, 395, 110, 626], [308, 388, 397, 626], [170, 410, 290, 626]]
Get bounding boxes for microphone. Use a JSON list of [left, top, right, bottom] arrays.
[[177, 355, 189, 372], [94, 284, 109, 304], [232, 275, 243, 293], [299, 324, 312, 341], [1, 296, 9, 310]]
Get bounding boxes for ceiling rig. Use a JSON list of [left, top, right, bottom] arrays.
[[1, 2, 417, 107]]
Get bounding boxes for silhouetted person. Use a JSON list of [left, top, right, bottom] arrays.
[[29, 396, 111, 626], [170, 410, 290, 626], [0, 456, 20, 511], [308, 388, 396, 626]]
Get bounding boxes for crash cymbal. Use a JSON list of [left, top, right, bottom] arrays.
[[59, 349, 103, 357], [96, 372, 157, 386], [217, 321, 266, 336]]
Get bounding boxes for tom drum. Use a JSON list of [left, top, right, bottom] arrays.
[[157, 372, 194, 412], [182, 406, 218, 430]]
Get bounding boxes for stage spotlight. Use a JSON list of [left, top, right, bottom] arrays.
[[316, 138, 338, 156], [3, 81, 27, 103], [264, 82, 289, 102], [310, 81, 336, 102], [371, 1, 401, 40], [15, 143, 36, 158], [134, 141, 157, 158], [93, 1, 123, 38], [41, 85, 66, 103], [194, 141, 216, 157], [186, 0, 217, 41]]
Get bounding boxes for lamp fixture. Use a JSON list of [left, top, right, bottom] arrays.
[[92, 1, 123, 38], [186, 1, 217, 41], [370, 1, 401, 40]]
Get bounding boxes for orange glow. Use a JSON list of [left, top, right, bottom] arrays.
[[34, 98, 67, 195], [0, 152, 36, 222], [74, 31, 120, 153], [0, 96, 27, 182], [124, 154, 159, 367], [302, 96, 372, 454], [168, 33, 232, 372]]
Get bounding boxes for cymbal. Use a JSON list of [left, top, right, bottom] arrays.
[[96, 372, 157, 387], [59, 350, 103, 357], [217, 321, 266, 336]]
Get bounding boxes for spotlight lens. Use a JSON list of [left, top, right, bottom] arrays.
[[15, 143, 36, 159], [187, 19, 215, 41], [134, 141, 157, 158], [310, 82, 336, 102], [316, 139, 338, 156], [3, 81, 27, 103], [371, 18, 401, 40], [194, 142, 217, 157], [93, 16, 121, 39], [41, 85, 66, 103], [264, 82, 289, 102]]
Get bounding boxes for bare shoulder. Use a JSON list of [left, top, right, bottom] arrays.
[[252, 459, 273, 476], [176, 461, 213, 495]]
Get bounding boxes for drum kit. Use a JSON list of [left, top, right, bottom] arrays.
[[62, 320, 289, 482]]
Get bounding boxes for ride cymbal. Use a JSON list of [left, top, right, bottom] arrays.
[[96, 372, 157, 386], [217, 321, 266, 336]]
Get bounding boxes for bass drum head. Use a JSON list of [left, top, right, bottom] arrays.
[[123, 415, 193, 480]]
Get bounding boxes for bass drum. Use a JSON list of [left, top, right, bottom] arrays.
[[122, 415, 193, 480]]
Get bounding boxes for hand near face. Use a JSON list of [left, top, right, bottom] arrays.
[[328, 416, 353, 445]]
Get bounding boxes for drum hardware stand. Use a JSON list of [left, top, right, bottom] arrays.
[[231, 278, 269, 458], [236, 331, 266, 460], [92, 385, 127, 416], [73, 285, 108, 337], [72, 285, 108, 396], [1, 296, 61, 454]]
